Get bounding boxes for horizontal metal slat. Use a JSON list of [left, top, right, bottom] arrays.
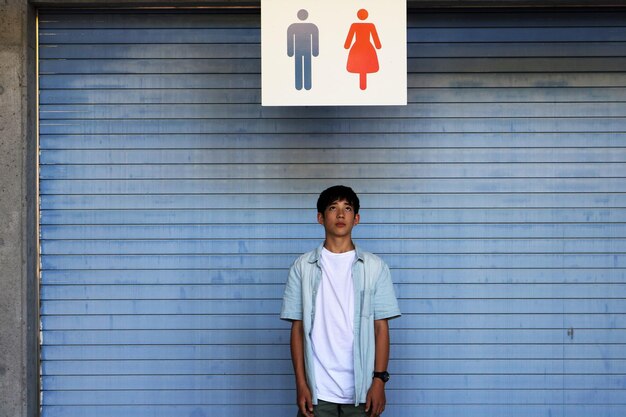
[[39, 328, 626, 345], [42, 358, 626, 376], [39, 253, 626, 270], [39, 178, 626, 195], [39, 405, 626, 417], [38, 102, 626, 119], [38, 163, 626, 181], [39, 28, 260, 44], [40, 312, 626, 331], [39, 12, 261, 29], [37, 87, 626, 105], [39, 72, 626, 89], [40, 299, 626, 315], [41, 374, 626, 391], [40, 237, 626, 255], [40, 223, 626, 240], [40, 388, 626, 406], [39, 343, 626, 361], [39, 192, 626, 210], [38, 11, 626, 29], [39, 282, 626, 301], [39, 268, 626, 285], [39, 208, 626, 225], [39, 148, 626, 164], [38, 118, 626, 135]]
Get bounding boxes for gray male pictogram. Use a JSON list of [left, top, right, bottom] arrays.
[[287, 9, 319, 91]]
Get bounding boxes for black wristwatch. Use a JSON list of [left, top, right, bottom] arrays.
[[373, 371, 390, 383]]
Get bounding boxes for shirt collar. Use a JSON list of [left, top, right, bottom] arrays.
[[308, 242, 364, 264]]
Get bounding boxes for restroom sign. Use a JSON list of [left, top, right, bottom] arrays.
[[261, 0, 407, 106]]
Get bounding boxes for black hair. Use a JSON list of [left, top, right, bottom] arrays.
[[317, 185, 360, 214]]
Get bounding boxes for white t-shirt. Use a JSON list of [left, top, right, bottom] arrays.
[[311, 247, 356, 403]]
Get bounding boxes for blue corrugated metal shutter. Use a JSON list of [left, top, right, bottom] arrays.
[[38, 9, 625, 417]]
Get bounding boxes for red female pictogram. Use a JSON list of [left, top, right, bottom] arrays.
[[344, 9, 381, 90]]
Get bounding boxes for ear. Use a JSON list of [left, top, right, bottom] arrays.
[[317, 212, 324, 225], [354, 213, 360, 225]]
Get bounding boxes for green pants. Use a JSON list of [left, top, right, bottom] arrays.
[[297, 399, 367, 417]]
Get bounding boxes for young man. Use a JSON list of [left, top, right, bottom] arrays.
[[281, 185, 401, 417]]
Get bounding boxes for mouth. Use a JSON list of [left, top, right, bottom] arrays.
[[336, 222, 346, 227]]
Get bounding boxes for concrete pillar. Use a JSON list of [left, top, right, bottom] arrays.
[[0, 1, 38, 416]]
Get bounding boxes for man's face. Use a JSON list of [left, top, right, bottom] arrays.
[[317, 198, 360, 239]]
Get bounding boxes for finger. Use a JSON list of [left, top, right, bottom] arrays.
[[300, 405, 313, 417], [299, 399, 309, 417], [306, 398, 314, 417]]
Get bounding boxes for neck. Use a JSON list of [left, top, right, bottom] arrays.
[[323, 237, 355, 254]]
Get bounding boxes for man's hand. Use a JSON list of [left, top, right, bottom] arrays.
[[297, 382, 314, 417], [365, 378, 386, 416], [367, 319, 390, 416], [290, 321, 314, 417]]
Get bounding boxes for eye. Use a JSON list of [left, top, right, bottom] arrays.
[[345, 207, 352, 212]]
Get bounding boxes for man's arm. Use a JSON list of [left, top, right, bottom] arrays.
[[287, 26, 295, 57], [311, 25, 319, 57], [290, 320, 314, 417], [365, 319, 390, 416]]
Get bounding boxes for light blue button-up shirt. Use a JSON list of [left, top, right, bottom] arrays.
[[281, 243, 401, 406]]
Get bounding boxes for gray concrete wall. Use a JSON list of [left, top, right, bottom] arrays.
[[0, 1, 37, 417]]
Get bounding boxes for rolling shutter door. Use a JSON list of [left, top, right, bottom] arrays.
[[39, 9, 626, 417]]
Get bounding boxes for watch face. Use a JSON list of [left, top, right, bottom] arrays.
[[374, 371, 390, 382]]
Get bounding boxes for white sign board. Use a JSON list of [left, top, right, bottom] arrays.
[[262, 0, 407, 106]]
